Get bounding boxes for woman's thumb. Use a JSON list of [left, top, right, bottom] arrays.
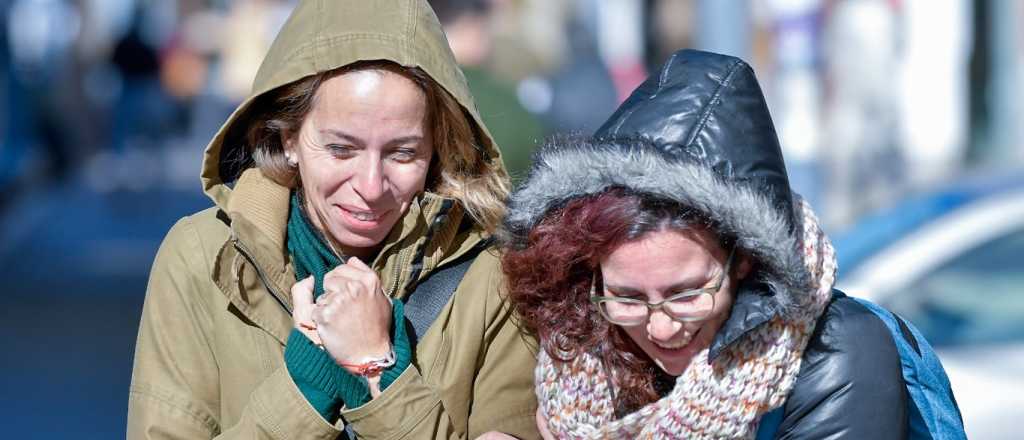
[[291, 276, 315, 306]]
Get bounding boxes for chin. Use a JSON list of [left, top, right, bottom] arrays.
[[652, 357, 692, 376], [642, 340, 705, 377], [327, 226, 389, 254]]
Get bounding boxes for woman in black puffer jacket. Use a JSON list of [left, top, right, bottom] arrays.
[[500, 49, 911, 439]]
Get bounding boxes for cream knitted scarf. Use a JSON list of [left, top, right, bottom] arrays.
[[535, 198, 836, 439]]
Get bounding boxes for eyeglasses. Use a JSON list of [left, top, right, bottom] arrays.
[[589, 247, 735, 326]]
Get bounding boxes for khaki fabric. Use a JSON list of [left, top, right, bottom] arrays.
[[127, 0, 537, 438]]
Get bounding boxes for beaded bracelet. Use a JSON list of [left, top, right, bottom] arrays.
[[338, 348, 397, 377]]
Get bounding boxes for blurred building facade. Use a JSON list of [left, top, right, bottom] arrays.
[[1, 1, 1022, 437], [4, 0, 1022, 229]]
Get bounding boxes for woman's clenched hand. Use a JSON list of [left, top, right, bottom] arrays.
[[311, 257, 393, 371]]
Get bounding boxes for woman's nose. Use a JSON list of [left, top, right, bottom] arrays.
[[352, 156, 386, 201], [646, 309, 683, 341]]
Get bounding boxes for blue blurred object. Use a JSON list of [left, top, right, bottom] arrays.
[[0, 175, 210, 439], [834, 169, 1024, 440], [835, 171, 1024, 273]]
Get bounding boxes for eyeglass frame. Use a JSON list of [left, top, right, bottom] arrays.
[[589, 246, 736, 326]]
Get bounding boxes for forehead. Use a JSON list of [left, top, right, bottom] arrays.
[[600, 228, 720, 288], [604, 229, 711, 264], [309, 69, 427, 123]]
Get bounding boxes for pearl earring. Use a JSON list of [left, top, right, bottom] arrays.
[[286, 153, 298, 167]]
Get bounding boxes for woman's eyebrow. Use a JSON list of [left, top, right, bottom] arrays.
[[319, 129, 423, 148], [605, 276, 712, 296], [602, 284, 643, 295], [664, 280, 710, 292], [319, 128, 364, 146], [667, 267, 720, 291], [383, 135, 425, 148]]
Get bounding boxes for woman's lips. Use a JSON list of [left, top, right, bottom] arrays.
[[335, 204, 389, 231], [650, 328, 700, 352]]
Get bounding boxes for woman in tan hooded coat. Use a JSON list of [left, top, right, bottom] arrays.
[[127, 1, 538, 439]]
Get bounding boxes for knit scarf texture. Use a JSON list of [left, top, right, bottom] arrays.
[[535, 197, 837, 439], [287, 192, 343, 297]]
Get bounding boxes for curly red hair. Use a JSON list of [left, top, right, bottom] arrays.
[[502, 188, 714, 412]]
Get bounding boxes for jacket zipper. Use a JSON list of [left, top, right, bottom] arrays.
[[233, 238, 292, 314], [386, 249, 407, 298], [386, 201, 445, 298]]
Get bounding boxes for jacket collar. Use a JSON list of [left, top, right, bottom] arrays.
[[708, 281, 782, 361], [224, 169, 293, 300]]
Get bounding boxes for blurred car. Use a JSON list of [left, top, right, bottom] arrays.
[[834, 171, 1024, 440]]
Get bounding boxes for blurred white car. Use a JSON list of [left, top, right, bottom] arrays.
[[834, 172, 1024, 440]]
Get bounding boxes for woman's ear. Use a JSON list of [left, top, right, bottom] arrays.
[[281, 130, 298, 167]]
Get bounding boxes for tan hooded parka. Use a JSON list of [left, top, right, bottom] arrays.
[[127, 1, 538, 438]]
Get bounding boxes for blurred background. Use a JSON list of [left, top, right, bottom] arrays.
[[0, 0, 1020, 438]]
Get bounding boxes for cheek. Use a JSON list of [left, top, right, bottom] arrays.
[[303, 161, 352, 193], [390, 163, 430, 198]]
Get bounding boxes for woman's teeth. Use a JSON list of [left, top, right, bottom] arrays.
[[349, 211, 380, 221], [653, 337, 691, 350]]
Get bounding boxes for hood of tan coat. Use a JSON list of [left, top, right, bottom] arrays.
[[199, 0, 505, 325], [201, 0, 503, 202]]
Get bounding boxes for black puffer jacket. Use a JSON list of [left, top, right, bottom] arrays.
[[505, 49, 908, 439]]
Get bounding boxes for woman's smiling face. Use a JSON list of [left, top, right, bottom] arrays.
[[598, 228, 745, 375], [284, 69, 433, 260]]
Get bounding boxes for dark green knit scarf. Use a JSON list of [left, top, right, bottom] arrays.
[[284, 191, 411, 412], [287, 191, 343, 298]]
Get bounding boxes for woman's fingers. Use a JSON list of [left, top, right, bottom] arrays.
[[290, 276, 322, 345], [313, 279, 386, 326], [473, 432, 520, 440], [311, 290, 336, 323], [309, 260, 393, 367], [346, 256, 370, 270], [537, 408, 555, 440], [291, 276, 315, 307], [325, 259, 378, 294]]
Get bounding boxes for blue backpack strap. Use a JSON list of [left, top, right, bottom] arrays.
[[754, 405, 785, 440], [850, 297, 967, 440]]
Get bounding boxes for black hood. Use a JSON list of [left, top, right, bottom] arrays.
[[503, 50, 815, 354], [595, 49, 794, 229]]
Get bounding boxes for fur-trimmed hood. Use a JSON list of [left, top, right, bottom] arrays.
[[503, 50, 818, 351]]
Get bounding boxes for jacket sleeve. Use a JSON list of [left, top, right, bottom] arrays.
[[127, 216, 345, 439], [339, 254, 540, 440], [774, 296, 908, 440]]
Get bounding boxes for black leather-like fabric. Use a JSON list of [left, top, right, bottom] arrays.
[[772, 292, 909, 439], [708, 281, 779, 361], [595, 49, 795, 230]]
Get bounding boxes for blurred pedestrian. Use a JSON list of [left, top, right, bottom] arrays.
[[430, 0, 546, 180], [128, 1, 538, 438], [4, 0, 82, 183], [501, 50, 910, 438], [110, 6, 177, 154]]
